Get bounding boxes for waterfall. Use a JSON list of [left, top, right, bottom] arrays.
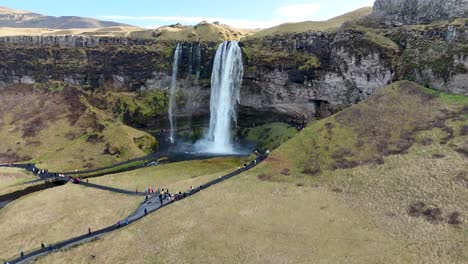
[[194, 43, 201, 83], [168, 43, 182, 144], [188, 44, 193, 78], [201, 41, 244, 153]]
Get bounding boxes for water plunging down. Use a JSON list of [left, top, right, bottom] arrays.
[[168, 43, 182, 143], [199, 41, 244, 153]]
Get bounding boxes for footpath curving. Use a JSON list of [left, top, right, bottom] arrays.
[[5, 155, 267, 264], [78, 182, 147, 196], [0, 152, 248, 210]]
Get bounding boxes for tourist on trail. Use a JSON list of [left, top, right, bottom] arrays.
[[117, 221, 121, 228], [88, 227, 91, 235], [41, 243, 45, 250], [20, 250, 24, 259], [126, 218, 129, 225], [144, 208, 148, 215]]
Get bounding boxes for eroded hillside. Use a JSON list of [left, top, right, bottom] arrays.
[[0, 85, 156, 171]]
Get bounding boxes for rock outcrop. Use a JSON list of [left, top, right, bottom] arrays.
[[372, 0, 468, 25]]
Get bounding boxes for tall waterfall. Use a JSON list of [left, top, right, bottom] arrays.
[[202, 41, 244, 153], [168, 43, 182, 143], [194, 43, 201, 83]]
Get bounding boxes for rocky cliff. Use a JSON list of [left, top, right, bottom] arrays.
[[0, 14, 467, 129], [372, 0, 468, 25]]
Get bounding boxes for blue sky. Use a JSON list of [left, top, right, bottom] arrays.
[[1, 0, 376, 28]]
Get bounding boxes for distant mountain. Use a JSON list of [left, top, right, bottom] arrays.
[[0, 6, 130, 29]]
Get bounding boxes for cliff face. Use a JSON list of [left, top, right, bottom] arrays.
[[240, 31, 396, 123], [0, 18, 466, 128], [372, 0, 468, 25]]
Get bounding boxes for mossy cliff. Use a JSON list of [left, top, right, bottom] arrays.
[[0, 6, 466, 130]]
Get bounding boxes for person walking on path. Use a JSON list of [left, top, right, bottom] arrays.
[[126, 218, 129, 225], [88, 227, 91, 235], [20, 250, 24, 259], [144, 208, 148, 215], [41, 243, 45, 250]]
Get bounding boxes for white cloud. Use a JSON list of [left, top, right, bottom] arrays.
[[101, 2, 323, 29], [102, 15, 222, 23]]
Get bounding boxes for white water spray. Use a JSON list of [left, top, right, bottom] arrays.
[[198, 41, 244, 153], [168, 43, 182, 143]]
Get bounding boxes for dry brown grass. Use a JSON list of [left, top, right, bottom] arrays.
[[249, 7, 372, 39], [24, 82, 468, 263], [89, 157, 247, 193], [152, 22, 256, 42], [38, 173, 406, 264], [0, 85, 155, 171], [0, 167, 36, 196], [0, 184, 140, 260]]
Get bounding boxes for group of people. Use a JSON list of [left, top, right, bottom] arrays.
[[32, 167, 48, 175]]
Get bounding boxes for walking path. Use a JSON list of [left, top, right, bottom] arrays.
[[78, 182, 147, 196], [5, 155, 266, 264]]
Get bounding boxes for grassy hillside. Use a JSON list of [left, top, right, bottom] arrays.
[[271, 81, 467, 175], [249, 7, 373, 39], [242, 122, 298, 151], [37, 81, 468, 263], [0, 85, 156, 171], [150, 22, 257, 42]]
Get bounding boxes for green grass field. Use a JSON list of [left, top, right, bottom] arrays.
[[88, 157, 248, 193]]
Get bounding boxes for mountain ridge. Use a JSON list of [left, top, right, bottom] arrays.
[[0, 6, 130, 29]]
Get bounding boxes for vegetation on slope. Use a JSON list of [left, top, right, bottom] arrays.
[[268, 81, 466, 175], [0, 84, 156, 171], [249, 7, 373, 39], [241, 122, 298, 151], [150, 22, 257, 42]]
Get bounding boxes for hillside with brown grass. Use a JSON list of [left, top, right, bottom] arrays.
[[37, 81, 468, 263], [0, 84, 156, 171]]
